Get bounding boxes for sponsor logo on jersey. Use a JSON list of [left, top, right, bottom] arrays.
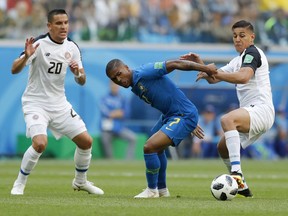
[[154, 62, 164, 69], [165, 126, 173, 131], [243, 54, 253, 63]]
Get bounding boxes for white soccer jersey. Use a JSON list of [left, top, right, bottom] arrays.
[[220, 45, 273, 108], [21, 33, 83, 111]]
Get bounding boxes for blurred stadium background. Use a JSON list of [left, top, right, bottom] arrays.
[[0, 0, 287, 159]]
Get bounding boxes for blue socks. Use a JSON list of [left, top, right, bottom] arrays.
[[144, 153, 160, 189], [157, 151, 167, 189], [144, 151, 167, 189]]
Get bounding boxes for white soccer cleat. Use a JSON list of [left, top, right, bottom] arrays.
[[158, 188, 170, 197], [72, 179, 104, 195], [134, 187, 159, 198], [11, 181, 25, 195]]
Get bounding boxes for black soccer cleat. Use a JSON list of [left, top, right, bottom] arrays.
[[237, 188, 253, 198]]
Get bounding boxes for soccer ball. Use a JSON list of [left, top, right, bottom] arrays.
[[210, 174, 238, 201]]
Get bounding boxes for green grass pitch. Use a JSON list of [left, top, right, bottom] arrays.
[[1, 158, 288, 216]]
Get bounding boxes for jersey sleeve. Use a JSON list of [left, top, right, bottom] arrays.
[[241, 46, 261, 72], [72, 44, 83, 69], [137, 61, 167, 79], [220, 60, 235, 73]]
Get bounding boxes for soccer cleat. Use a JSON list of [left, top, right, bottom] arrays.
[[158, 188, 170, 197], [230, 172, 245, 189], [237, 188, 253, 198], [72, 179, 104, 195], [11, 181, 25, 195], [134, 187, 159, 198]]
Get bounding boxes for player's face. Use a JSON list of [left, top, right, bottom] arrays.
[[47, 14, 69, 43], [107, 64, 132, 88], [232, 27, 255, 53]]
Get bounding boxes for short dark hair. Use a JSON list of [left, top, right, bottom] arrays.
[[106, 59, 123, 76], [47, 9, 68, 22], [232, 20, 254, 32]]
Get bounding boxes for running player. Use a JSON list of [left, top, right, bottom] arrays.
[[10, 9, 103, 195]]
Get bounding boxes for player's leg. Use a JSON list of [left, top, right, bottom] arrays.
[[157, 150, 170, 197], [11, 136, 46, 195], [237, 105, 273, 197], [54, 108, 104, 195], [134, 130, 172, 198], [157, 116, 196, 197], [217, 135, 252, 197], [219, 107, 259, 197], [155, 118, 172, 197], [73, 132, 92, 185], [217, 136, 231, 170], [220, 108, 251, 188], [135, 116, 194, 198], [11, 111, 48, 195], [71, 132, 103, 195]]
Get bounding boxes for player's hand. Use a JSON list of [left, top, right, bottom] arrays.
[[25, 37, 39, 58], [206, 63, 217, 76], [191, 125, 204, 139], [69, 60, 80, 76], [180, 52, 204, 64], [196, 72, 208, 82]]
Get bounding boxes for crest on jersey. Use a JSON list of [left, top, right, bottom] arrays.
[[137, 82, 151, 104], [65, 52, 71, 60], [138, 83, 145, 91]]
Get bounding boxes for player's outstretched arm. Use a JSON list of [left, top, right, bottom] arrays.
[[198, 67, 254, 85], [196, 68, 221, 84], [180, 52, 220, 83], [165, 59, 217, 76], [180, 52, 205, 65], [11, 37, 39, 74]]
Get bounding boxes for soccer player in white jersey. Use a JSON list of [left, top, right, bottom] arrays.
[[181, 20, 275, 198], [10, 9, 104, 195]]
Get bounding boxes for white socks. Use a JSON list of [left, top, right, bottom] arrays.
[[224, 130, 242, 173], [17, 146, 42, 184], [14, 145, 92, 186], [74, 147, 92, 184]]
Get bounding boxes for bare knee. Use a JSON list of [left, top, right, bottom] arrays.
[[220, 114, 235, 131], [143, 141, 156, 154], [73, 132, 93, 150], [32, 135, 47, 153]]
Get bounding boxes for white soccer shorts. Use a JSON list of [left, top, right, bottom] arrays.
[[24, 106, 87, 140], [240, 103, 275, 149]]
